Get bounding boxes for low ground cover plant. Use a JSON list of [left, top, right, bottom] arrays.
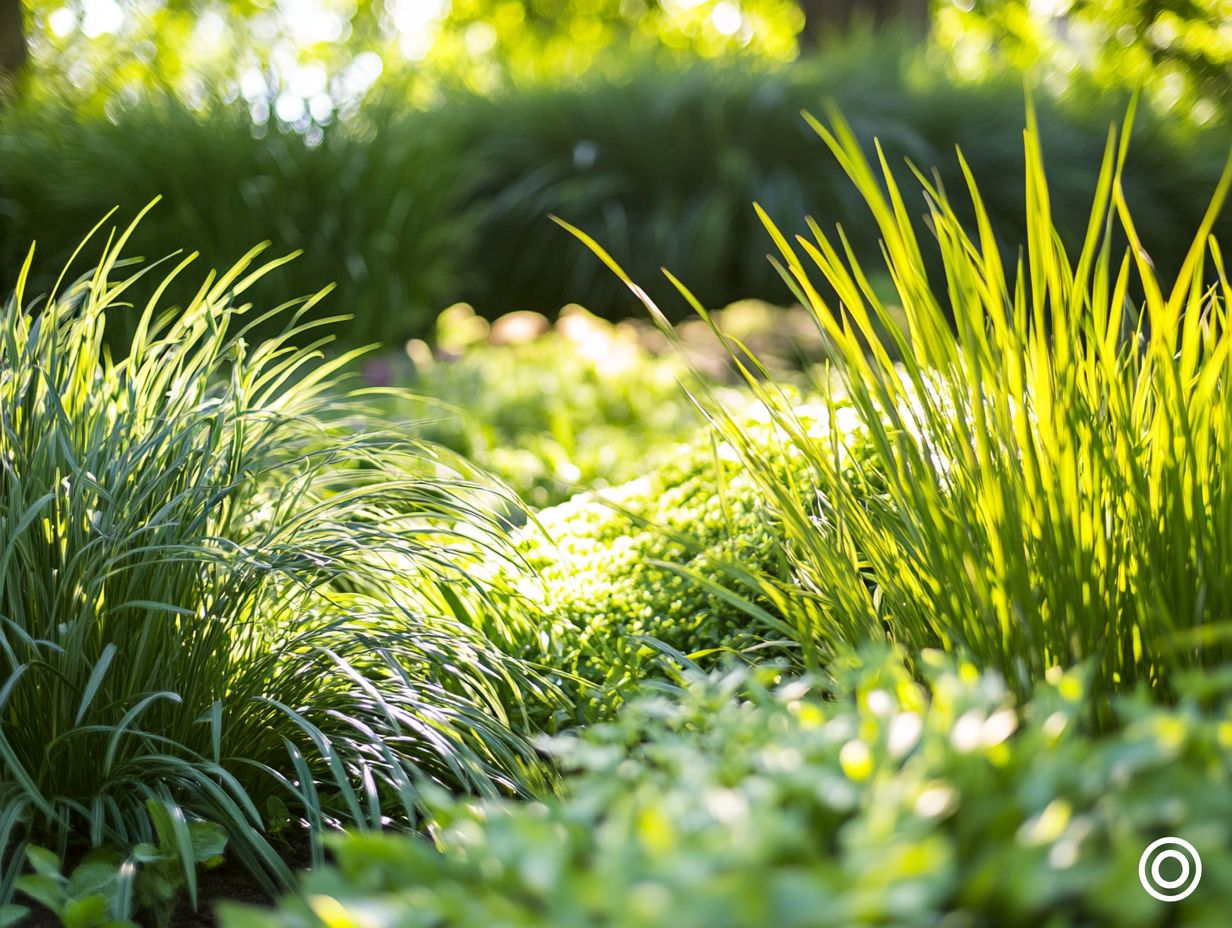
[[222, 649, 1232, 928], [494, 398, 880, 721], [0, 215, 551, 921], [10, 800, 226, 928]]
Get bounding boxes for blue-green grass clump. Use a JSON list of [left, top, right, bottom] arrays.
[[0, 220, 548, 913]]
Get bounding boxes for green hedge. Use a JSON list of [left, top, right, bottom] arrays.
[[4, 46, 1229, 345], [441, 56, 1232, 323], [222, 649, 1232, 928]]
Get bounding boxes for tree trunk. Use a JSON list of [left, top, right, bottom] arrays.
[[799, 0, 929, 47], [0, 0, 26, 97]]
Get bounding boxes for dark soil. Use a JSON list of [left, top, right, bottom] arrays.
[[164, 857, 275, 927]]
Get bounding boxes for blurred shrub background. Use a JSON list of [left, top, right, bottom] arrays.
[[2, 1, 1230, 345]]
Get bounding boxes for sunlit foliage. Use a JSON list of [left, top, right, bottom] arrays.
[[19, 0, 802, 118], [18, 2, 1232, 127], [940, 0, 1232, 124]]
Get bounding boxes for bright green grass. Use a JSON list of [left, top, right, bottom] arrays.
[[566, 99, 1232, 709]]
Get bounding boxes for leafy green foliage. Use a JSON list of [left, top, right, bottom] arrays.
[[19, 0, 800, 114], [943, 1, 1232, 125], [221, 649, 1232, 927], [126, 799, 227, 927], [19, 0, 390, 117], [12, 798, 225, 928], [13, 845, 136, 928], [0, 215, 550, 907], [429, 0, 802, 87]]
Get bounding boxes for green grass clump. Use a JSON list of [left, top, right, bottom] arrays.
[[759, 102, 1232, 703], [577, 100, 1232, 709], [0, 215, 547, 910], [222, 649, 1232, 928]]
